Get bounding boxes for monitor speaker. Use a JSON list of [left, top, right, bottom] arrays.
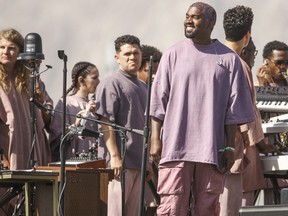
[[64, 170, 100, 216]]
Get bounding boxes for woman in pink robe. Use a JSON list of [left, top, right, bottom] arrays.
[[0, 28, 52, 215]]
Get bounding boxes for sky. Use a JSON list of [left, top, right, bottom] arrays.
[[1, 0, 288, 103]]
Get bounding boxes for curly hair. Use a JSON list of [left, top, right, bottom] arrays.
[[223, 5, 254, 42], [0, 28, 30, 94], [66, 61, 97, 95], [114, 35, 140, 53], [262, 40, 288, 59], [139, 45, 162, 71]]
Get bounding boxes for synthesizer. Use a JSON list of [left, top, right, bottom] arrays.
[[255, 86, 288, 113], [261, 152, 288, 172]]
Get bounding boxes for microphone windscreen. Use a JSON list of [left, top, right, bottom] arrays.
[[18, 33, 44, 60]]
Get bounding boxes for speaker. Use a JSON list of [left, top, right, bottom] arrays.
[[63, 169, 114, 216], [239, 205, 288, 216], [64, 170, 100, 216]]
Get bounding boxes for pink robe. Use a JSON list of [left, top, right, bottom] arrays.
[[0, 83, 51, 170]]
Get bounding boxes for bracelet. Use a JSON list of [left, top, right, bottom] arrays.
[[218, 147, 235, 153]]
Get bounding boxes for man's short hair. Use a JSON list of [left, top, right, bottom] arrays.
[[190, 2, 217, 25], [262, 40, 288, 59], [223, 5, 253, 42], [114, 34, 140, 52], [139, 45, 162, 70]]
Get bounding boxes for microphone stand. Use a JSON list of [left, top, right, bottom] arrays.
[[28, 60, 38, 169], [58, 50, 68, 216], [27, 59, 38, 216], [138, 56, 154, 216]]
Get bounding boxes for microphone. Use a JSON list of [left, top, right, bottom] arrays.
[[69, 125, 103, 138], [79, 94, 95, 127], [131, 128, 144, 136], [216, 59, 223, 66], [35, 64, 53, 77], [18, 33, 45, 60], [30, 98, 52, 114]]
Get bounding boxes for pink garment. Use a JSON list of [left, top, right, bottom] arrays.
[[220, 60, 265, 214], [0, 83, 51, 170], [49, 94, 98, 161], [219, 173, 242, 216], [150, 39, 255, 167], [107, 169, 141, 216], [157, 161, 224, 216], [241, 61, 266, 192]]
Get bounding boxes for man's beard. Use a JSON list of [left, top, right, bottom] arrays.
[[185, 29, 197, 39]]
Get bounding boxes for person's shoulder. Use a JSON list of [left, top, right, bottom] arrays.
[[100, 70, 121, 83], [214, 39, 236, 54], [240, 58, 250, 71], [166, 39, 188, 52]]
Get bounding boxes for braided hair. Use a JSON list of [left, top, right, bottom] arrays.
[[66, 61, 96, 95]]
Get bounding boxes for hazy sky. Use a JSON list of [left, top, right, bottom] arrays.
[[1, 0, 288, 102]]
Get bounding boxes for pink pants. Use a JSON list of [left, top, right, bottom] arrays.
[[157, 161, 225, 216], [107, 169, 157, 216]]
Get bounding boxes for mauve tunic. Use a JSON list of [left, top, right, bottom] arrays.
[[96, 70, 147, 170], [0, 82, 51, 169], [49, 94, 98, 161], [150, 39, 255, 166]]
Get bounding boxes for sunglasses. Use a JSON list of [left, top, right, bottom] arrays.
[[270, 59, 288, 66]]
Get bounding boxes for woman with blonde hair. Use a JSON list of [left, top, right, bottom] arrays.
[[0, 28, 52, 169], [0, 28, 52, 215]]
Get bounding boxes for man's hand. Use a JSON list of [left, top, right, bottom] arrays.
[[256, 140, 281, 155], [150, 136, 162, 164], [219, 150, 235, 174], [111, 155, 123, 178]]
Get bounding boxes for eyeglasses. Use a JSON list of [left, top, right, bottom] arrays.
[[270, 59, 288, 67]]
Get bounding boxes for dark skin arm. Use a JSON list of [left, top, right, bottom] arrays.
[[149, 117, 163, 164], [219, 124, 237, 174]]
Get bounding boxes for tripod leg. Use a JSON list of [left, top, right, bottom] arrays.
[[12, 195, 25, 216]]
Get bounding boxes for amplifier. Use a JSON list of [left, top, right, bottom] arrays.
[[48, 158, 106, 169]]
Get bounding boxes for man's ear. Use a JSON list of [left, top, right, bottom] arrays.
[[264, 59, 269, 66], [241, 49, 247, 57]]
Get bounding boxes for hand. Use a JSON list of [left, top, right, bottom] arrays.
[[1, 154, 10, 170], [146, 161, 154, 182], [111, 155, 122, 179], [35, 82, 45, 103], [150, 136, 162, 164], [219, 150, 235, 174], [74, 110, 87, 126], [256, 140, 281, 155], [88, 100, 96, 113], [256, 65, 273, 85]]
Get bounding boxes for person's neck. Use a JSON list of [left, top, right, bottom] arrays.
[[224, 40, 243, 55], [76, 90, 88, 98], [191, 38, 212, 45], [5, 65, 16, 79]]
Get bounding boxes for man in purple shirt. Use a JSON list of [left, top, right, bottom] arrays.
[[95, 35, 147, 216], [149, 2, 255, 215]]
